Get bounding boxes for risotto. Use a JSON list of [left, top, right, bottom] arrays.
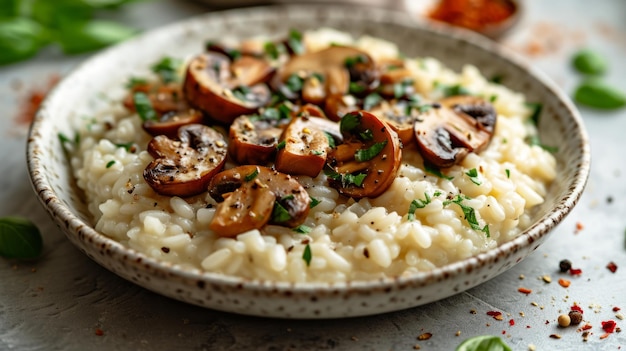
[[69, 28, 556, 282]]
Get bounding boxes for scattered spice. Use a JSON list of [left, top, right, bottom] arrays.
[[569, 268, 583, 275], [487, 311, 504, 321], [518, 287, 532, 295], [549, 334, 561, 339], [601, 320, 617, 333], [95, 328, 104, 336], [542, 275, 552, 283], [599, 333, 610, 340], [428, 0, 517, 32], [559, 259, 572, 273], [509, 319, 515, 326], [558, 278, 571, 288], [606, 261, 618, 273], [581, 323, 593, 331], [613, 307, 621, 312], [569, 310, 583, 325], [417, 333, 433, 341], [558, 314, 571, 328], [14, 75, 61, 128]]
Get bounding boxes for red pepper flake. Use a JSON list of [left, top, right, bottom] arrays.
[[487, 311, 504, 321], [571, 305, 584, 314], [600, 333, 610, 340], [602, 320, 617, 333], [569, 268, 583, 275], [613, 307, 621, 312], [501, 330, 506, 335], [14, 75, 60, 127], [582, 323, 593, 331], [558, 278, 571, 288], [607, 261, 618, 273], [518, 287, 532, 295], [509, 319, 515, 326], [95, 328, 104, 336]]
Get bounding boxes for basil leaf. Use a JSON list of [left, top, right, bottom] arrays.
[[572, 49, 607, 75], [574, 79, 626, 110], [354, 140, 387, 162], [57, 19, 136, 54], [456, 335, 512, 351], [0, 18, 50, 65], [133, 92, 157, 121], [0, 217, 43, 259]]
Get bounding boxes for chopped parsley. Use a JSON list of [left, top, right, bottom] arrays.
[[424, 162, 454, 180], [354, 140, 387, 162], [407, 193, 432, 221], [393, 78, 414, 99], [133, 92, 157, 121], [244, 167, 259, 182], [302, 244, 312, 266], [232, 86, 252, 102], [292, 224, 312, 234], [264, 41, 285, 60], [525, 134, 558, 153], [465, 168, 482, 185], [344, 54, 367, 68], [434, 82, 471, 97], [358, 129, 374, 141], [271, 202, 291, 223], [339, 111, 361, 134], [106, 160, 115, 168], [324, 166, 367, 188], [505, 169, 510, 178], [309, 197, 321, 208], [444, 195, 490, 237], [348, 82, 366, 94], [489, 94, 498, 102], [324, 132, 336, 149], [151, 56, 181, 84], [311, 150, 323, 156], [363, 92, 382, 111], [525, 102, 543, 126], [285, 73, 304, 93], [276, 140, 286, 150], [125, 76, 147, 89], [115, 142, 134, 151]]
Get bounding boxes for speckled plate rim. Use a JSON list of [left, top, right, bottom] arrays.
[[27, 4, 590, 317]]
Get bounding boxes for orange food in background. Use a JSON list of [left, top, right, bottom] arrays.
[[429, 0, 515, 31]]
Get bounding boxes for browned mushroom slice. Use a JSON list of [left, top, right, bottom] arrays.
[[326, 111, 402, 198], [228, 114, 287, 165], [143, 124, 228, 197], [230, 55, 275, 86], [324, 94, 359, 122], [209, 179, 275, 237], [377, 60, 415, 98], [369, 98, 433, 146], [124, 83, 187, 115], [208, 166, 310, 234], [183, 52, 271, 124], [275, 116, 330, 177], [142, 109, 204, 139], [414, 96, 497, 168]]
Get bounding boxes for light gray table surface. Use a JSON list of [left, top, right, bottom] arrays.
[[1, 1, 625, 350]]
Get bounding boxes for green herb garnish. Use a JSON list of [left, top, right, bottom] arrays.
[[344, 54, 367, 68], [465, 168, 482, 185], [151, 56, 181, 83], [363, 92, 382, 111], [125, 77, 147, 89], [348, 82, 366, 94], [505, 169, 510, 178], [339, 111, 361, 134], [525, 102, 543, 126], [244, 167, 259, 182], [435, 82, 471, 97], [310, 197, 321, 208], [525, 134, 558, 153], [232, 85, 252, 102], [0, 216, 43, 259], [287, 29, 304, 54], [133, 92, 157, 121], [424, 162, 454, 180], [264, 41, 285, 60], [444, 195, 490, 237], [106, 160, 115, 168], [293, 225, 312, 234], [324, 132, 336, 149], [407, 193, 432, 221], [302, 244, 312, 266], [393, 78, 413, 99], [324, 166, 367, 187], [271, 202, 292, 223], [311, 150, 323, 156], [115, 142, 134, 151], [354, 140, 387, 162], [285, 73, 304, 93], [359, 129, 374, 141], [276, 140, 286, 150]]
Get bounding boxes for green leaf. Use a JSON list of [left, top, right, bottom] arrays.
[[408, 193, 431, 221], [424, 162, 454, 180], [292, 225, 312, 234], [309, 197, 321, 208], [57, 19, 136, 54], [287, 29, 304, 55], [106, 160, 115, 168], [151, 56, 182, 84], [525, 102, 542, 126], [339, 111, 361, 134], [525, 134, 558, 153], [276, 140, 286, 150], [465, 168, 482, 185], [302, 244, 312, 266], [285, 73, 303, 93], [232, 85, 252, 102], [1, 0, 20, 18], [0, 217, 43, 259], [572, 49, 607, 75], [244, 167, 259, 182], [574, 79, 626, 110], [133, 92, 157, 121], [0, 17, 50, 65], [125, 76, 147, 89], [343, 173, 367, 187], [435, 82, 471, 97], [324, 132, 336, 149], [271, 202, 291, 223], [444, 195, 490, 236], [456, 335, 512, 351], [354, 140, 387, 162], [363, 92, 382, 111], [344, 54, 367, 68]]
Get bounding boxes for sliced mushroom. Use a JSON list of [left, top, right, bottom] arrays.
[[228, 113, 288, 165], [324, 93, 359, 122], [208, 166, 310, 236], [326, 110, 402, 198], [369, 97, 435, 146], [183, 52, 271, 124], [275, 116, 330, 177], [144, 124, 228, 197], [124, 83, 187, 115], [414, 96, 497, 168], [143, 109, 204, 138], [275, 46, 378, 102]]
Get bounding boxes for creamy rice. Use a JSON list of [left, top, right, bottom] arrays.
[[70, 29, 556, 282]]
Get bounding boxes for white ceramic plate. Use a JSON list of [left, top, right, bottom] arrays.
[[27, 4, 590, 318]]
